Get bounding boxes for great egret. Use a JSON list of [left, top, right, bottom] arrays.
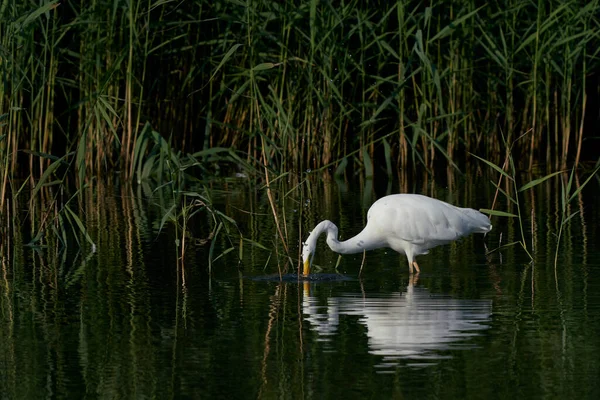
[[301, 194, 491, 275]]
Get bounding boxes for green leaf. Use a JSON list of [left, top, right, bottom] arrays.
[[229, 80, 251, 104], [157, 204, 177, 237], [560, 177, 566, 214], [252, 62, 281, 71], [266, 172, 291, 186], [26, 230, 45, 247], [64, 205, 96, 248], [518, 170, 564, 191], [486, 241, 524, 255], [243, 238, 268, 251], [203, 44, 243, 88], [562, 211, 581, 226], [430, 6, 485, 41], [17, 1, 59, 29], [20, 150, 63, 162], [362, 147, 373, 179], [565, 168, 575, 199], [489, 180, 517, 204], [208, 222, 224, 273], [32, 154, 69, 199], [568, 164, 600, 203], [367, 93, 395, 124], [379, 40, 400, 60], [212, 246, 235, 263], [383, 138, 392, 177], [471, 154, 513, 181], [334, 157, 348, 177], [215, 210, 237, 225], [479, 208, 518, 218]]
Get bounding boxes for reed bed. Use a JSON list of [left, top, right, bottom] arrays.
[[1, 0, 598, 183], [1, 0, 599, 255]]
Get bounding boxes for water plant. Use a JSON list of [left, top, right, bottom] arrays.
[[2, 0, 599, 275], [553, 163, 600, 268], [475, 130, 599, 264], [1, 1, 598, 181]]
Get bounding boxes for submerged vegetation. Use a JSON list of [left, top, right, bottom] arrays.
[[1, 0, 599, 261]]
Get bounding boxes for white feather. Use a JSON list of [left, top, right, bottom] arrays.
[[302, 194, 491, 274]]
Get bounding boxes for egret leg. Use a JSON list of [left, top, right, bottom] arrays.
[[359, 251, 366, 277], [412, 261, 421, 273], [409, 273, 419, 286]]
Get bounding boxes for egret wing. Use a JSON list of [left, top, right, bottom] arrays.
[[370, 195, 468, 245]]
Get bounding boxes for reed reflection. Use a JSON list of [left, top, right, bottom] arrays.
[[303, 276, 492, 367]]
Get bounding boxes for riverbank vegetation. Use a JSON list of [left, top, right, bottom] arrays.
[[1, 0, 599, 260]]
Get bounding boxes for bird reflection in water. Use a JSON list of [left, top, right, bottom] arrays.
[[302, 276, 492, 368]]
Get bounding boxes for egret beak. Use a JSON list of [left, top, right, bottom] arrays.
[[303, 258, 310, 276]]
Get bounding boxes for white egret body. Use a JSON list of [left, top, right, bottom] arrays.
[[302, 194, 491, 275]]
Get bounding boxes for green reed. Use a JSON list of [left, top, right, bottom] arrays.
[[553, 163, 600, 268], [1, 0, 599, 259], [475, 129, 599, 267], [2, 0, 599, 180]]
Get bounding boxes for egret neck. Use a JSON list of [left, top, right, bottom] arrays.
[[302, 220, 382, 275]]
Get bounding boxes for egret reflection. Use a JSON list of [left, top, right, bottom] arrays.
[[303, 279, 492, 367]]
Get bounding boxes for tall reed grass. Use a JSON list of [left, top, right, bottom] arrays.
[[1, 0, 599, 255], [1, 1, 598, 182]]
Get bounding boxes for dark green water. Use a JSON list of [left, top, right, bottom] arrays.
[[2, 175, 600, 399]]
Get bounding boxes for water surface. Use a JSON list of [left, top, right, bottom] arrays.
[[1, 175, 600, 399]]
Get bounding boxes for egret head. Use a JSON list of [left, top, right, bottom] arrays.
[[301, 240, 314, 276], [301, 221, 336, 276]]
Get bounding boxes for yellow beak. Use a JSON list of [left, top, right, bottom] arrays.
[[303, 259, 310, 276]]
